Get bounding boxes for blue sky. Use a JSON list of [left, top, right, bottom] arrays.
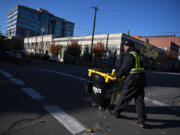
[[0, 0, 180, 36]]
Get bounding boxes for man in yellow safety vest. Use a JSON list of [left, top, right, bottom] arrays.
[[110, 40, 146, 128]]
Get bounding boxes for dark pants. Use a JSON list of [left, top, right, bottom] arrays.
[[115, 84, 146, 122]]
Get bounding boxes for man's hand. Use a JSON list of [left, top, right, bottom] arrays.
[[111, 76, 117, 81]]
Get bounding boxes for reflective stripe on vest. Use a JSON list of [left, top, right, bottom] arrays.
[[129, 51, 144, 74]]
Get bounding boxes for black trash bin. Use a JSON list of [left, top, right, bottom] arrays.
[[86, 69, 115, 109]]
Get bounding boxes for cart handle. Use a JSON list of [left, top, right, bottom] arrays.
[[88, 69, 115, 83]]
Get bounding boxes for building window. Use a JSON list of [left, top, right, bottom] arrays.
[[164, 47, 168, 51]]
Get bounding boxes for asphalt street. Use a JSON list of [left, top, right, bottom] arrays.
[[0, 59, 180, 135]]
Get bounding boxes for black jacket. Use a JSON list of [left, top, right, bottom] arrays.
[[116, 50, 146, 86]]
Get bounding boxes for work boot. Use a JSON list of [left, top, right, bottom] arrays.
[[109, 109, 121, 118], [133, 120, 145, 128]]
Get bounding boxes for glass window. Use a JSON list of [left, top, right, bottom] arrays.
[[18, 12, 28, 18], [65, 23, 74, 28], [7, 23, 17, 29], [8, 12, 18, 20], [40, 14, 49, 22], [19, 8, 30, 14], [7, 17, 17, 24], [18, 9, 40, 24], [8, 8, 18, 16], [17, 23, 28, 28], [29, 12, 39, 20], [18, 14, 40, 27], [164, 47, 168, 51], [56, 24, 62, 29], [18, 17, 40, 29], [56, 21, 62, 25], [19, 22, 39, 32]]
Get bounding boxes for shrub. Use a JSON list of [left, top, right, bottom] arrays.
[[140, 42, 160, 70], [66, 40, 81, 57], [49, 44, 61, 57], [93, 42, 106, 58], [0, 36, 22, 50]]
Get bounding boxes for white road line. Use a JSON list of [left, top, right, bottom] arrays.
[[10, 78, 25, 86], [145, 97, 180, 112], [29, 67, 87, 81], [0, 69, 25, 86], [22, 87, 44, 100], [145, 97, 169, 106], [150, 71, 180, 75], [43, 105, 87, 135], [0, 69, 13, 79], [21, 87, 92, 135]]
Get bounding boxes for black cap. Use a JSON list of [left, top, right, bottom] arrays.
[[124, 40, 134, 48]]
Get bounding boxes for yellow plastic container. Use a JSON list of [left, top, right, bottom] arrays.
[[88, 69, 115, 83]]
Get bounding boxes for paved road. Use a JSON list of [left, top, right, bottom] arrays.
[[0, 59, 180, 135]]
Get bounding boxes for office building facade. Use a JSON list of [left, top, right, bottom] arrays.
[[6, 5, 74, 40]]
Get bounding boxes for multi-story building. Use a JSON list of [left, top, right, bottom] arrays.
[[6, 5, 74, 40]]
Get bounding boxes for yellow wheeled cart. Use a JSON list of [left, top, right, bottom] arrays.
[[85, 69, 124, 109]]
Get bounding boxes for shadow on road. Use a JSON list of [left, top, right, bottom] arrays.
[[119, 104, 180, 129]]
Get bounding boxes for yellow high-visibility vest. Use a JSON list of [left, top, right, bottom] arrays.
[[129, 51, 144, 74]]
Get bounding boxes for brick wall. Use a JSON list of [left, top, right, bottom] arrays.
[[131, 35, 180, 59]]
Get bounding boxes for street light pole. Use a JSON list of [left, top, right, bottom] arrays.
[[90, 6, 99, 54]]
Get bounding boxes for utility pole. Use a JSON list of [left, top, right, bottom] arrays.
[[105, 33, 109, 59], [28, 29, 29, 48], [90, 6, 99, 54], [41, 23, 45, 54], [106, 33, 109, 51]]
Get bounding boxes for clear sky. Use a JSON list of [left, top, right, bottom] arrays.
[[0, 0, 180, 36]]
